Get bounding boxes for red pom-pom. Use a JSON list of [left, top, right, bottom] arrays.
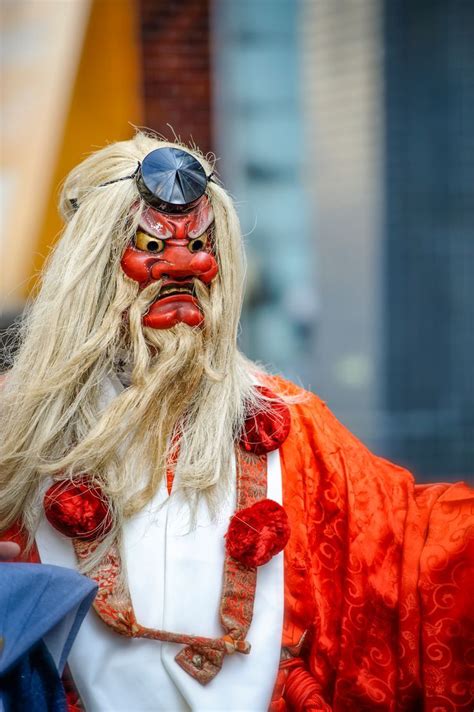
[[44, 479, 112, 541], [239, 386, 291, 455], [225, 499, 291, 567]]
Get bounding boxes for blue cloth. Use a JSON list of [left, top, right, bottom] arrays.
[[0, 563, 97, 712]]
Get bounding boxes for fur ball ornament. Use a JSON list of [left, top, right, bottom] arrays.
[[239, 386, 291, 455], [44, 479, 112, 541], [225, 499, 291, 567]]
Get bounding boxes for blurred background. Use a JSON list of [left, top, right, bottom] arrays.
[[1, 0, 473, 483]]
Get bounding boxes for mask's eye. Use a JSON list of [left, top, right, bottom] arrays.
[[188, 233, 208, 253], [135, 231, 165, 253]]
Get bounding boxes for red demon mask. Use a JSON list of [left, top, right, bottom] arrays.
[[121, 197, 218, 329]]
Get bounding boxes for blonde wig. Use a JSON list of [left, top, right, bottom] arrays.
[[0, 132, 273, 564]]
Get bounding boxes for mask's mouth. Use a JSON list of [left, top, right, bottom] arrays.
[[142, 280, 203, 328], [157, 281, 196, 301]]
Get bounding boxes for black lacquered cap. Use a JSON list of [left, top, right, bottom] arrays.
[[136, 147, 208, 213]]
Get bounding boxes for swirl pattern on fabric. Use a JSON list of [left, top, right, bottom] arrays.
[[267, 375, 474, 712]]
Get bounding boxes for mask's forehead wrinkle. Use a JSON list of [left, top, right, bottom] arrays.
[[137, 198, 214, 240]]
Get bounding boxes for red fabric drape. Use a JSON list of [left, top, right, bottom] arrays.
[[269, 375, 473, 712]]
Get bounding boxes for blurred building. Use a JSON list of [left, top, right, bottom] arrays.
[[1, 0, 472, 482], [383, 0, 474, 478], [211, 0, 474, 482], [212, 0, 317, 385]]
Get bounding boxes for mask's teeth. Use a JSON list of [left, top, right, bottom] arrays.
[[159, 283, 194, 297]]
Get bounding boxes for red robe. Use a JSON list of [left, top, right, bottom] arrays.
[[270, 376, 473, 712], [6, 376, 474, 711]]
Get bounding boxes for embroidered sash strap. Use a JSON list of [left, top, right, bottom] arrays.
[[73, 448, 267, 685], [175, 450, 267, 682]]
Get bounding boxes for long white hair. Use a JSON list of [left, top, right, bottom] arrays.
[[0, 132, 269, 562]]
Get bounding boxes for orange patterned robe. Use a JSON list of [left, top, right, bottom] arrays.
[[269, 376, 473, 712], [6, 376, 474, 711]]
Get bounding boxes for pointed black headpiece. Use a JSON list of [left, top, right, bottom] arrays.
[[70, 147, 213, 215], [136, 148, 209, 214]]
